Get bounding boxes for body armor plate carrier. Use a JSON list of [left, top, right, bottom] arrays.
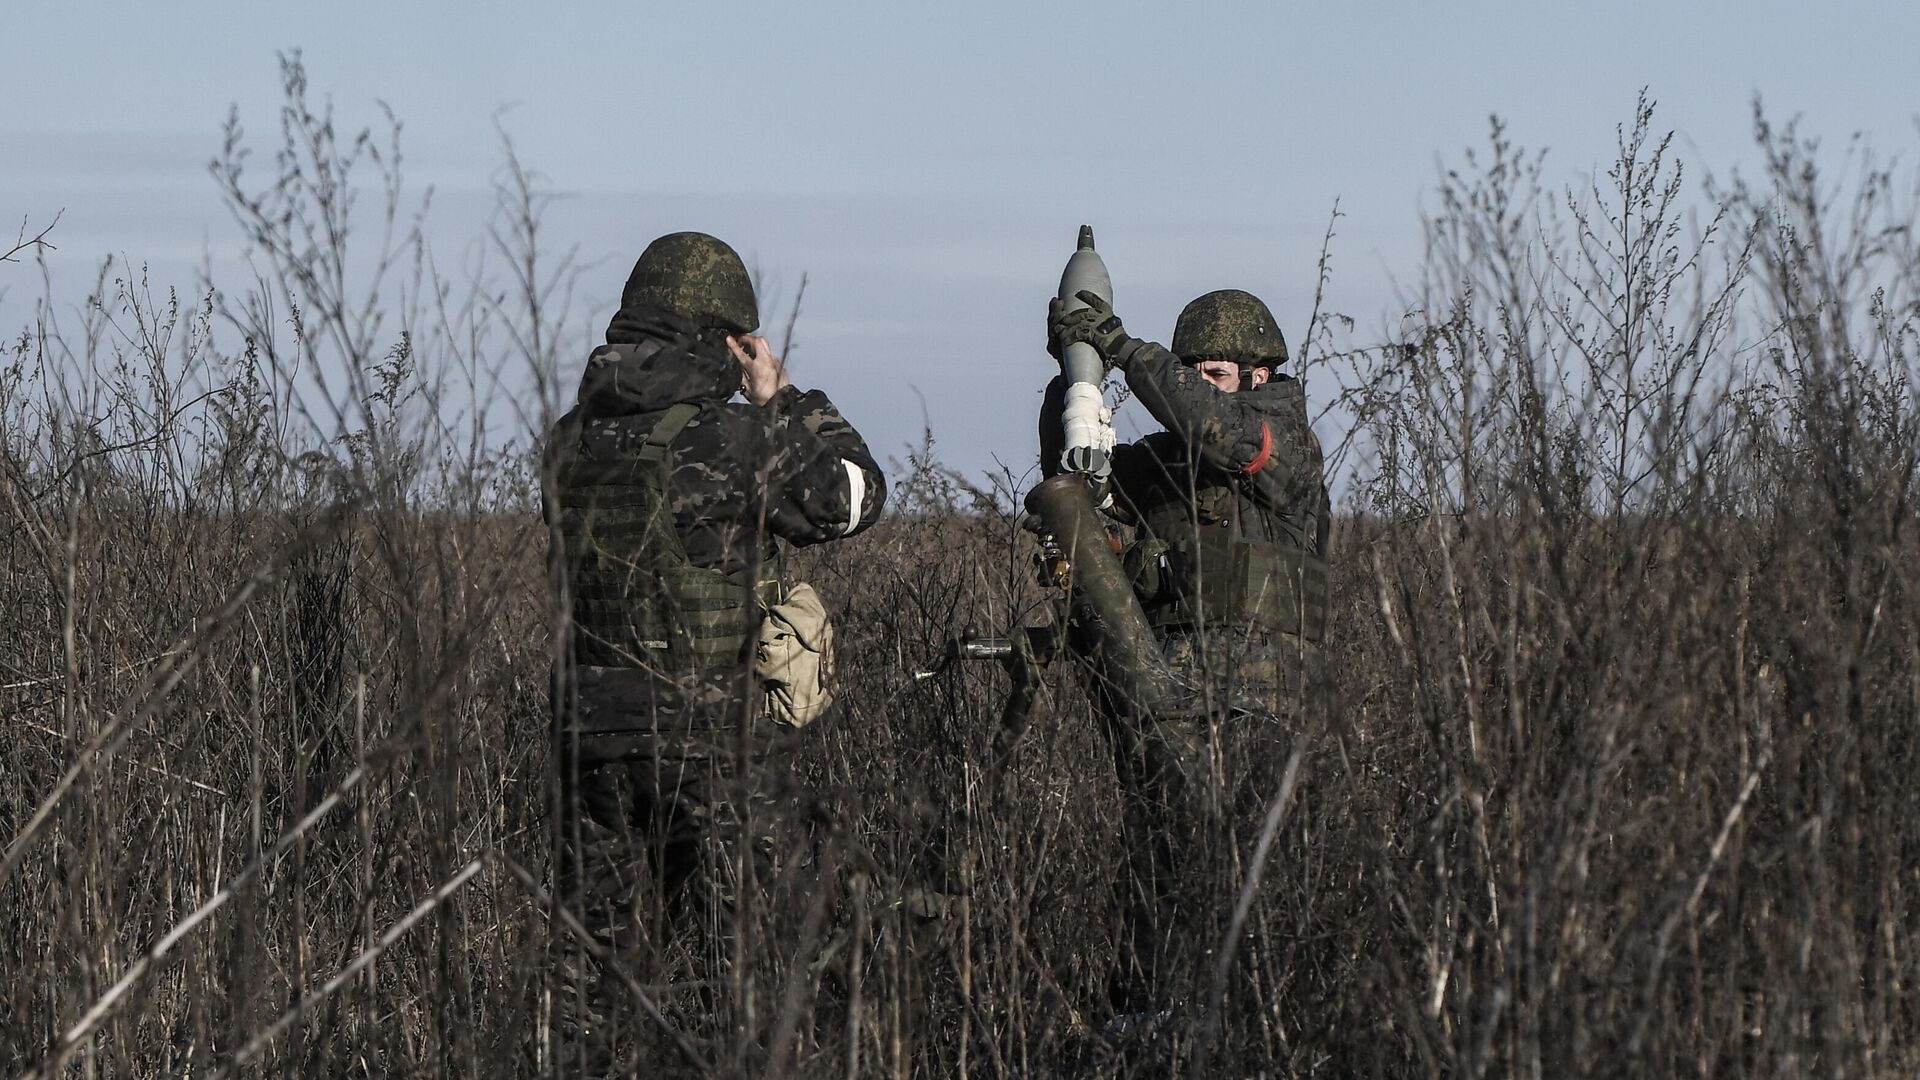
[[1124, 477, 1328, 643], [558, 402, 780, 674]]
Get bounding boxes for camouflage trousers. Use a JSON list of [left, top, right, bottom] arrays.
[[549, 667, 796, 1078], [1103, 626, 1307, 1017]]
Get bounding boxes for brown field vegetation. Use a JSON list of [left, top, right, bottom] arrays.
[[2, 67, 1917, 1077]]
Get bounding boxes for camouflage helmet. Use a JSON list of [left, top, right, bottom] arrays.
[[620, 231, 760, 334], [1171, 289, 1288, 369]]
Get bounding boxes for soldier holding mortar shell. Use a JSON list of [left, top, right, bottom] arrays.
[[1034, 228, 1330, 1036]]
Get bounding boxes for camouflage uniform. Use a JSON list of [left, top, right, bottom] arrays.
[[546, 234, 884, 1075], [1045, 289, 1329, 1018]]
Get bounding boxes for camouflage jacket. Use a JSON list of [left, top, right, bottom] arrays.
[[546, 306, 887, 579], [1041, 336, 1328, 556]]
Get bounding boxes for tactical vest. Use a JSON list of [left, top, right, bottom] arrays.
[[557, 402, 780, 674], [1123, 472, 1329, 643]]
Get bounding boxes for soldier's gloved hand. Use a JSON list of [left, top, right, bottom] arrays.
[[1048, 290, 1128, 361]]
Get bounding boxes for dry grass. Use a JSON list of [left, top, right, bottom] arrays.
[[2, 70, 1917, 1077]]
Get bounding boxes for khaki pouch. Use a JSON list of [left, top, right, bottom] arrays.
[[755, 581, 835, 727]]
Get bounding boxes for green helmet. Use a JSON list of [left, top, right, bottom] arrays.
[[620, 231, 760, 334], [1171, 289, 1288, 369]]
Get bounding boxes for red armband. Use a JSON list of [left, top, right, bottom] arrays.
[[1240, 421, 1273, 475]]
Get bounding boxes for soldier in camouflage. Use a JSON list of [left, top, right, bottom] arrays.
[[545, 232, 885, 1075], [1046, 287, 1330, 1028]]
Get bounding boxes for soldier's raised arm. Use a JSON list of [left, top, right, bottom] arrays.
[[1050, 289, 1323, 517], [727, 334, 886, 545], [1118, 339, 1322, 511]]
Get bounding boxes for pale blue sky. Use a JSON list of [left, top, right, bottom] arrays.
[[5, 1, 1916, 481]]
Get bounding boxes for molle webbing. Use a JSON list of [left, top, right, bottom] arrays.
[[1141, 525, 1328, 643], [559, 402, 778, 671]]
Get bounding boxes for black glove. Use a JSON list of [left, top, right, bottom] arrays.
[[1047, 290, 1128, 361]]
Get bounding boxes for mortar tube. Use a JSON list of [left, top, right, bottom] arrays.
[[1023, 474, 1184, 717]]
